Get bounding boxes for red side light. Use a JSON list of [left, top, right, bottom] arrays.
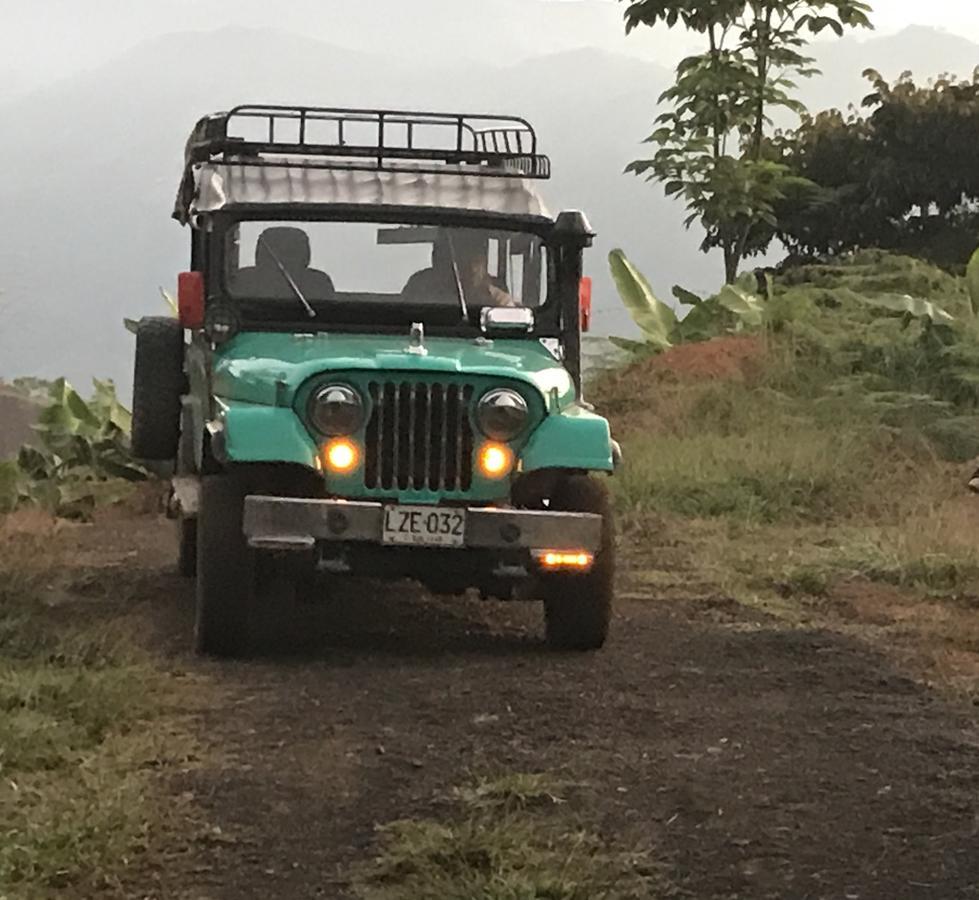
[[178, 271, 205, 329], [579, 276, 593, 333]]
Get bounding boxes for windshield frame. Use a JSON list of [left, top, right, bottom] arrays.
[[207, 206, 562, 339]]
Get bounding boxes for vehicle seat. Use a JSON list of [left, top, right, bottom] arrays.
[[401, 240, 458, 303], [235, 227, 335, 300]]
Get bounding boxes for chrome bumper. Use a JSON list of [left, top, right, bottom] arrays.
[[242, 497, 603, 552]]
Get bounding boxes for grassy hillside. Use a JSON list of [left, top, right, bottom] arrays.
[[596, 251, 979, 701]]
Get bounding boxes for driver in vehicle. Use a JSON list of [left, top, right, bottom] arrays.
[[233, 227, 335, 300], [457, 234, 518, 308], [402, 231, 518, 308]]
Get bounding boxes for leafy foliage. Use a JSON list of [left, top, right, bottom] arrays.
[[965, 247, 979, 317], [609, 248, 766, 352], [774, 70, 979, 267], [621, 0, 871, 282], [0, 380, 145, 518], [599, 251, 979, 531], [6, 377, 55, 403]]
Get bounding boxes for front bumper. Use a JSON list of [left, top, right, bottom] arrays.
[[242, 497, 603, 553]]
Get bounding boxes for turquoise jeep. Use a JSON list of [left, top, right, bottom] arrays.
[[131, 105, 618, 657]]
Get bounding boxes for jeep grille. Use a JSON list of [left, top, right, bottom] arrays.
[[364, 382, 476, 493]]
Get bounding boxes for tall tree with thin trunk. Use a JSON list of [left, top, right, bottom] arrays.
[[621, 1, 873, 283]]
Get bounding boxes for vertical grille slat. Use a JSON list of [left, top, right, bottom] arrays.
[[364, 379, 475, 494], [365, 382, 381, 488], [391, 382, 402, 488], [439, 385, 450, 490], [454, 387, 465, 490], [381, 383, 396, 488], [461, 385, 475, 491], [406, 384, 416, 489]]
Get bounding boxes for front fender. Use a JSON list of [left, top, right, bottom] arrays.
[[216, 399, 320, 468], [519, 405, 614, 473]]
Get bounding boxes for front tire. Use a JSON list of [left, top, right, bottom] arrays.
[[195, 474, 253, 657], [540, 475, 614, 651]]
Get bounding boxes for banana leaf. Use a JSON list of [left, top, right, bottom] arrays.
[[608, 249, 676, 348], [857, 293, 955, 325], [967, 247, 979, 318], [717, 285, 766, 328]]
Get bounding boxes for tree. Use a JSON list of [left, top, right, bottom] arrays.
[[773, 69, 979, 269], [621, 1, 872, 283]]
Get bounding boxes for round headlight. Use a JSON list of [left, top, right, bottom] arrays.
[[308, 384, 365, 436], [477, 389, 529, 441]]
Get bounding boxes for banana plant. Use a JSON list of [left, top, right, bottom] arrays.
[[608, 248, 677, 350], [2, 379, 145, 519], [608, 249, 767, 353]]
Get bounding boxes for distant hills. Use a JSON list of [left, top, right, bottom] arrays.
[[0, 16, 976, 391]]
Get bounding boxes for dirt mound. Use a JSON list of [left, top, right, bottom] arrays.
[[0, 389, 40, 459], [642, 335, 766, 381], [593, 336, 769, 427]]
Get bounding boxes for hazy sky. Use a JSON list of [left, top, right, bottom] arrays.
[[4, 0, 979, 86], [872, 1, 979, 39]]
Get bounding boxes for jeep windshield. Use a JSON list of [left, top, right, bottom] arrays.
[[223, 220, 548, 330]]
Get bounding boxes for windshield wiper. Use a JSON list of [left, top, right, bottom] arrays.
[[445, 234, 469, 322], [257, 234, 317, 319]]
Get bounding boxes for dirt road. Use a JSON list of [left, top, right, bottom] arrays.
[[102, 518, 979, 900]]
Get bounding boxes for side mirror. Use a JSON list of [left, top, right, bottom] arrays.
[[579, 276, 593, 333], [178, 271, 205, 329]]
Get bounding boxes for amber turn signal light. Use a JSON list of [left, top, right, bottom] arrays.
[[477, 442, 514, 479], [534, 551, 595, 571], [323, 438, 360, 474]]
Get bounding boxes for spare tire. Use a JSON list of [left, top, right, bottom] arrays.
[[131, 317, 185, 461]]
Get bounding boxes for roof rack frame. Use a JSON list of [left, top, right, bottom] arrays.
[[184, 105, 552, 180]]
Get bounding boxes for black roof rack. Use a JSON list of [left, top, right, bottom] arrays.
[[175, 105, 551, 221], [183, 104, 550, 178]]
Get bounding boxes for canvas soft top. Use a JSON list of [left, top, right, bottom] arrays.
[[174, 105, 553, 224], [186, 164, 550, 221]]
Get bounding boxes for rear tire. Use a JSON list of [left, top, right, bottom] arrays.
[[540, 475, 614, 651], [195, 474, 253, 657], [132, 317, 185, 461]]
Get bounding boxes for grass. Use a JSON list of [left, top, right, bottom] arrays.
[[596, 251, 979, 701], [607, 371, 938, 527], [352, 773, 662, 900], [0, 511, 192, 896]]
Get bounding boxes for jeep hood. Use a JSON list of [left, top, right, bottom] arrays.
[[212, 332, 575, 408]]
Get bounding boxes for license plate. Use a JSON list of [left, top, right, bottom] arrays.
[[382, 505, 466, 548]]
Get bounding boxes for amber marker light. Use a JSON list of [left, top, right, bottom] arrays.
[[535, 551, 595, 571], [323, 438, 360, 474], [478, 442, 515, 479]]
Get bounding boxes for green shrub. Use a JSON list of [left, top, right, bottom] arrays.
[[0, 379, 145, 519]]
